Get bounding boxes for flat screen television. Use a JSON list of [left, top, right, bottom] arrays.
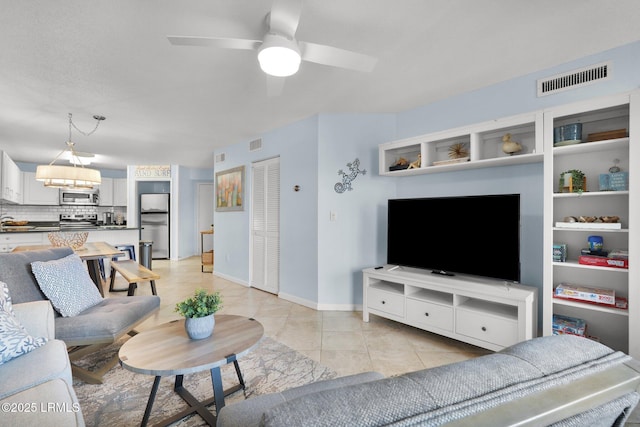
[[387, 194, 520, 282]]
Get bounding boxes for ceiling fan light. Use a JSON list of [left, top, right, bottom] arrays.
[[258, 33, 301, 77]]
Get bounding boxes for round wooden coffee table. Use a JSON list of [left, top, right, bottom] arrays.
[[119, 315, 264, 426]]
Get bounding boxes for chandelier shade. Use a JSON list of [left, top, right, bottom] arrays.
[[36, 113, 104, 189], [36, 164, 101, 189]]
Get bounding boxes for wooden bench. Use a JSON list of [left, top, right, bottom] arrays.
[[110, 259, 159, 296]]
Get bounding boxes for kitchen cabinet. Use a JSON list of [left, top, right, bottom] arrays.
[[1, 151, 23, 204], [113, 178, 127, 206], [22, 171, 59, 205], [97, 177, 126, 206], [0, 233, 43, 253], [98, 177, 113, 206]]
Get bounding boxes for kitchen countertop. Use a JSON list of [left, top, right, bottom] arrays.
[[0, 225, 139, 233]]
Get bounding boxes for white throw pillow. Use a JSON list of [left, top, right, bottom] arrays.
[[0, 281, 47, 365], [31, 253, 103, 317]]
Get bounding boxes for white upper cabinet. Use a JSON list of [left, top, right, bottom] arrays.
[[113, 178, 127, 206], [22, 171, 59, 205], [1, 151, 23, 204], [98, 177, 113, 206], [97, 177, 127, 206]]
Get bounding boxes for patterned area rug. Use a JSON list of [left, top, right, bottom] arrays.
[[73, 336, 336, 426]]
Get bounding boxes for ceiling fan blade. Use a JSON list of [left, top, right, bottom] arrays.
[[299, 41, 378, 73], [269, 0, 302, 36], [266, 75, 286, 97], [167, 35, 260, 51]]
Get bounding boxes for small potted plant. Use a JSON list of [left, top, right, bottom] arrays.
[[175, 289, 223, 339], [559, 169, 586, 193]]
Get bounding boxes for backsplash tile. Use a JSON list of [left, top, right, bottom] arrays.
[[0, 205, 126, 222]]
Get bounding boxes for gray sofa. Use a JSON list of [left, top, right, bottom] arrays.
[[0, 247, 160, 383], [0, 300, 85, 426], [217, 335, 640, 426]]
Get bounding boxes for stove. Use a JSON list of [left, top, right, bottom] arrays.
[[59, 214, 98, 229]]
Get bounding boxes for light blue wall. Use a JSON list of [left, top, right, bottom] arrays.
[[213, 115, 320, 301], [317, 114, 396, 306], [398, 41, 640, 138], [171, 167, 215, 258], [214, 40, 640, 308]]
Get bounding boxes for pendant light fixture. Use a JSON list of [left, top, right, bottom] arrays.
[[36, 113, 105, 189]]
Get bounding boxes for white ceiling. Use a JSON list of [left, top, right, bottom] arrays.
[[1, 1, 640, 171]]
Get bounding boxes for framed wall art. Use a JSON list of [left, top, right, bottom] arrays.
[[215, 165, 245, 211]]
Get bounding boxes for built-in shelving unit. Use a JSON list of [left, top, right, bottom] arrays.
[[363, 266, 537, 351], [376, 90, 638, 357], [379, 112, 543, 176], [542, 92, 638, 357]]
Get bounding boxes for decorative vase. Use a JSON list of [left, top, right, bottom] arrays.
[[184, 314, 215, 339]]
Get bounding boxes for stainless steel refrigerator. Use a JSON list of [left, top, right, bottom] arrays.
[[140, 193, 170, 259]]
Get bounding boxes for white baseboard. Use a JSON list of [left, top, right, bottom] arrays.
[[317, 303, 363, 312], [278, 292, 362, 312], [212, 271, 250, 287], [277, 292, 317, 310], [210, 278, 362, 312]]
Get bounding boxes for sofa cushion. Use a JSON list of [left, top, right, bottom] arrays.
[[0, 338, 70, 399], [217, 371, 384, 427], [260, 335, 629, 427], [55, 295, 161, 346], [0, 248, 74, 304], [31, 254, 103, 317], [2, 378, 84, 426], [0, 281, 47, 365]]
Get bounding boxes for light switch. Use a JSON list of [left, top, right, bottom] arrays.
[[330, 211, 337, 222]]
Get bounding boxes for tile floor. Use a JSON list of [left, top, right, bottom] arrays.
[[106, 256, 640, 425], [114, 256, 490, 378]]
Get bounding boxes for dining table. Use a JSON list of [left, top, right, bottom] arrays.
[[12, 241, 124, 297]]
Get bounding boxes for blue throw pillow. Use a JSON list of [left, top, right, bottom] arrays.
[[0, 281, 47, 365], [31, 253, 103, 317]]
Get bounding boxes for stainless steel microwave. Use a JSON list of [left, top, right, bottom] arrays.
[[59, 188, 100, 205]]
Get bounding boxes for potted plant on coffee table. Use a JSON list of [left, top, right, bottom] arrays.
[[175, 289, 223, 339]]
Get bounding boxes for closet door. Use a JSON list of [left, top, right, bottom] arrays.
[[251, 157, 280, 294]]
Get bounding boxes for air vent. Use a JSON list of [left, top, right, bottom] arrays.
[[249, 138, 263, 152], [215, 153, 225, 163], [537, 62, 610, 97]]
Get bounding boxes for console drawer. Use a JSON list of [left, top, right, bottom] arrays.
[[455, 308, 518, 348], [367, 287, 404, 317], [406, 298, 453, 331]]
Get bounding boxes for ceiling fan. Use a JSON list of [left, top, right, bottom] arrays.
[[167, 0, 377, 94]]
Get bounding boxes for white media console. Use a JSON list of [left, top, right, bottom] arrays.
[[363, 266, 538, 351]]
